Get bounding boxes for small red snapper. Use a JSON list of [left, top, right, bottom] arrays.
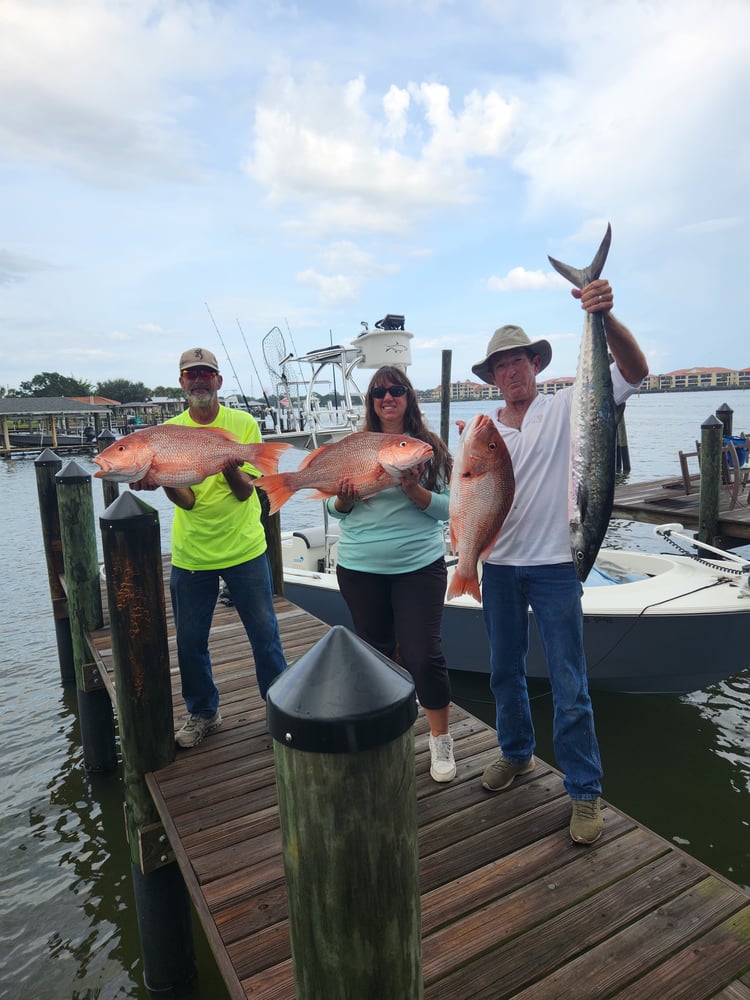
[[92, 424, 292, 487], [258, 431, 433, 515], [447, 413, 514, 603]]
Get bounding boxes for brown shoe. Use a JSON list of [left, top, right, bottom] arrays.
[[481, 754, 535, 792], [570, 797, 603, 844]]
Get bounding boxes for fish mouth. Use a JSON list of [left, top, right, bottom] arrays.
[[92, 456, 151, 482]]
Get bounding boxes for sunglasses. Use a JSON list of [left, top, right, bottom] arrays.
[[371, 384, 408, 399], [181, 367, 218, 379]]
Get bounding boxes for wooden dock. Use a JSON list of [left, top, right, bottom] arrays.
[[86, 582, 750, 999], [613, 475, 750, 546]]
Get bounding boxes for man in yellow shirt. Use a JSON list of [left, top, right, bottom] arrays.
[[159, 347, 287, 748]]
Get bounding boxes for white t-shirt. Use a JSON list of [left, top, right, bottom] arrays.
[[486, 365, 638, 566]]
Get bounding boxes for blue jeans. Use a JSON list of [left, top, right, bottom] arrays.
[[481, 561, 602, 800], [170, 554, 287, 717]]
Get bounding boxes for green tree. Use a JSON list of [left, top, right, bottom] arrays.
[[97, 379, 152, 403], [152, 385, 184, 399], [18, 372, 93, 396]]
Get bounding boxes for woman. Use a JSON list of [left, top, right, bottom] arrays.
[[327, 366, 456, 782]]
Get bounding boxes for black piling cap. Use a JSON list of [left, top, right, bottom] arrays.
[[267, 625, 417, 754], [99, 489, 160, 528], [34, 448, 63, 468], [54, 459, 92, 484]]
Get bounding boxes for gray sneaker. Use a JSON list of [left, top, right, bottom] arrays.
[[570, 797, 603, 844], [175, 710, 222, 749], [482, 753, 535, 792]]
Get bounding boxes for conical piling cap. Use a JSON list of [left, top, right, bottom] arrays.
[[267, 625, 417, 754]]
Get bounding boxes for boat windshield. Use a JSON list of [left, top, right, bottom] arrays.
[[587, 559, 650, 587]]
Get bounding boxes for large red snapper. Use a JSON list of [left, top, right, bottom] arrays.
[[258, 431, 433, 515], [92, 424, 292, 487], [447, 413, 514, 603]]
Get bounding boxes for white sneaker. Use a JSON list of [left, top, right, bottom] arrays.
[[429, 733, 456, 783]]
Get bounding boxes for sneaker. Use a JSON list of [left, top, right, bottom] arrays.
[[570, 797, 603, 844], [429, 733, 456, 783], [481, 754, 535, 792], [175, 710, 222, 749]]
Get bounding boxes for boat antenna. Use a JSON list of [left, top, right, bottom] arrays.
[[204, 302, 250, 408], [236, 317, 276, 421], [330, 328, 339, 410]]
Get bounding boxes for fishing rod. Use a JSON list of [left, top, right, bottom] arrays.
[[236, 317, 276, 425], [204, 302, 250, 408]]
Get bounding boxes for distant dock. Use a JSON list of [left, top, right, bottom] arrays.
[[84, 574, 750, 998], [613, 475, 750, 546]]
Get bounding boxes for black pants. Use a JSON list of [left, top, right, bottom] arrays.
[[336, 558, 451, 710]]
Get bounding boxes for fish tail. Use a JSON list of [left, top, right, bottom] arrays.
[[447, 570, 482, 604], [547, 223, 612, 289], [255, 473, 294, 515], [242, 442, 292, 477]]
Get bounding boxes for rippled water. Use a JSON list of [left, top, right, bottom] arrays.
[[1, 390, 748, 997]]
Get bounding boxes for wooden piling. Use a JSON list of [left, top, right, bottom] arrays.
[[96, 429, 120, 508], [99, 490, 196, 992], [34, 449, 75, 683], [268, 626, 422, 999], [55, 459, 116, 771], [698, 414, 723, 545], [440, 349, 452, 446], [258, 486, 284, 595]]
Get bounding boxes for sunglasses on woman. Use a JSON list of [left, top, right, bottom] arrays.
[[371, 385, 408, 399]]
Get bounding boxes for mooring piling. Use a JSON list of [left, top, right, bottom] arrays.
[[698, 414, 723, 544], [99, 490, 196, 993], [55, 459, 117, 772], [267, 625, 422, 999], [96, 428, 120, 507], [34, 449, 75, 683]]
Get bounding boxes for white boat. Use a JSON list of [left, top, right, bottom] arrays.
[[280, 524, 750, 694], [254, 316, 414, 450]]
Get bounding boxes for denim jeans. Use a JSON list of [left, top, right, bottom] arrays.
[[481, 561, 602, 800], [170, 553, 287, 717]]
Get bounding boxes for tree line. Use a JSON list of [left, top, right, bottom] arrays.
[[0, 372, 183, 402]]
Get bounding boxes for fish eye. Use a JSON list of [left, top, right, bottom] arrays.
[[488, 442, 497, 450]]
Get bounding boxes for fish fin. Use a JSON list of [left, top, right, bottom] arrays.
[[244, 441, 293, 477], [297, 443, 331, 471], [303, 489, 337, 501], [547, 223, 612, 289], [447, 570, 482, 604], [478, 535, 501, 562], [449, 523, 458, 554], [255, 474, 293, 515]]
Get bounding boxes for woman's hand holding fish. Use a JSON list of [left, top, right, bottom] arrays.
[[574, 279, 613, 314], [399, 463, 431, 510], [333, 477, 357, 514]]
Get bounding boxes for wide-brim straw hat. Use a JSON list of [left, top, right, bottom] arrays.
[[471, 325, 552, 385]]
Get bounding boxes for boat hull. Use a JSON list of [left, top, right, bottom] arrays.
[[283, 546, 750, 694]]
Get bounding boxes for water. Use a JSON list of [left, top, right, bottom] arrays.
[[1, 391, 749, 997]]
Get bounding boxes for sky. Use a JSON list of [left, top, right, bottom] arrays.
[[1, 0, 748, 399]]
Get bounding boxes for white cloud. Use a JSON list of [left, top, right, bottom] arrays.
[[244, 71, 516, 235], [488, 267, 566, 292]]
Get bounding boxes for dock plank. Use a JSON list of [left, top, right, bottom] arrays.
[[87, 571, 750, 999]]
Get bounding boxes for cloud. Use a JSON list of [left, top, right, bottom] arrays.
[[488, 267, 566, 292], [244, 71, 517, 235], [0, 0, 232, 185], [0, 249, 57, 285]]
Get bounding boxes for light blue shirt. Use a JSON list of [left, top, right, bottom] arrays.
[[326, 483, 449, 574]]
